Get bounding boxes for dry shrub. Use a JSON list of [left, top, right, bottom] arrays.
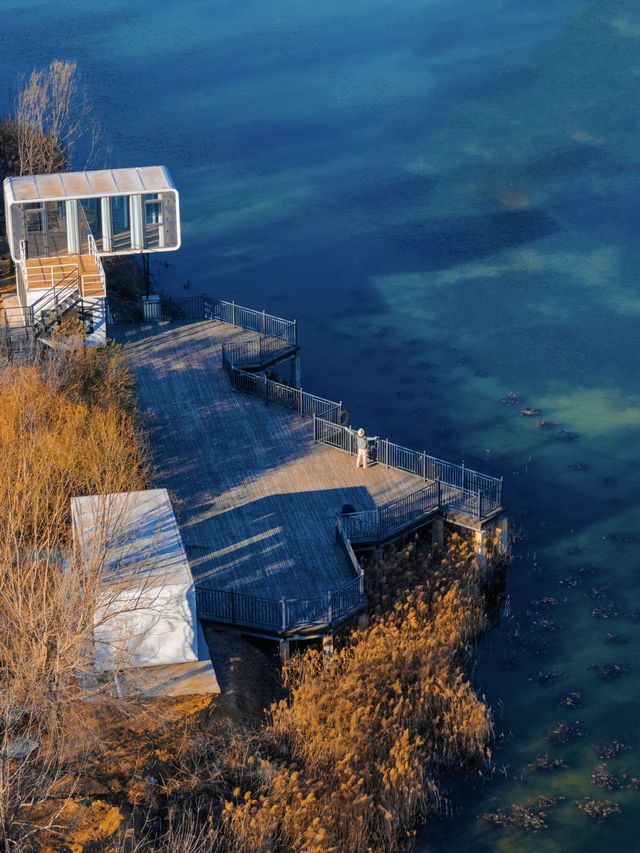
[[224, 536, 495, 853], [0, 344, 146, 847]]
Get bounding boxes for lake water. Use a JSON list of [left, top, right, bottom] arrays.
[[1, 1, 639, 849]]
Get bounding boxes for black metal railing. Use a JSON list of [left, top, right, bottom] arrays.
[[226, 364, 342, 423], [106, 294, 144, 324], [196, 573, 366, 636], [338, 482, 441, 544], [314, 417, 503, 523], [107, 293, 298, 371]]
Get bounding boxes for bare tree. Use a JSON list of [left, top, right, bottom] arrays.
[[15, 59, 99, 176]]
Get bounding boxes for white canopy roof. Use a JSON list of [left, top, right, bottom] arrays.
[[4, 165, 176, 204], [71, 488, 192, 588]]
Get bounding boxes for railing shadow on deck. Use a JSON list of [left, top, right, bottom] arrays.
[[185, 488, 370, 638]]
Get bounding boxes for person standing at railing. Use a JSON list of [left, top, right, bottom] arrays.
[[346, 426, 378, 469]]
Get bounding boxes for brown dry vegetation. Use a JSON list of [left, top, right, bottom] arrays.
[[0, 342, 504, 852], [0, 342, 146, 850], [222, 536, 496, 853], [88, 537, 501, 853]]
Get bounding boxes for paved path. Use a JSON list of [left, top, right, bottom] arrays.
[[114, 320, 422, 602]]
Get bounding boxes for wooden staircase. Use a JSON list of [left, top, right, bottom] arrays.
[[24, 254, 105, 298]]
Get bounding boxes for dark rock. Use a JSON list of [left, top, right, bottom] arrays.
[[549, 720, 586, 743], [592, 741, 632, 760], [500, 391, 521, 405], [576, 796, 621, 822], [588, 663, 629, 680], [558, 691, 583, 709]]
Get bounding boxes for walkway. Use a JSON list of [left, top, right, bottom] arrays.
[[114, 320, 422, 606]]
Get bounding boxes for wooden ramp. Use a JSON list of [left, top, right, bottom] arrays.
[[113, 321, 423, 615]]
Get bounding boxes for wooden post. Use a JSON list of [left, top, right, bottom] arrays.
[[358, 612, 369, 630], [232, 300, 236, 327], [262, 309, 266, 335], [431, 518, 444, 549]]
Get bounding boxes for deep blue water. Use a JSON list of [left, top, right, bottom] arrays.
[[1, 1, 639, 849]]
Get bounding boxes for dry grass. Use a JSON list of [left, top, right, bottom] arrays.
[[0, 341, 504, 853], [222, 535, 497, 853], [0, 343, 146, 849]]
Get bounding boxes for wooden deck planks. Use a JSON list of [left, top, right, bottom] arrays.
[[114, 320, 424, 603]]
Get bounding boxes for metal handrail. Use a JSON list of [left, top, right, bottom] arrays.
[[206, 296, 296, 343], [30, 271, 81, 330], [195, 573, 366, 635], [78, 205, 106, 291], [338, 482, 441, 544], [314, 417, 502, 522], [226, 364, 342, 423]]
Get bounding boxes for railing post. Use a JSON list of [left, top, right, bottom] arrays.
[[478, 490, 483, 520], [437, 477, 441, 509], [298, 387, 303, 414], [293, 318, 297, 346], [313, 413, 317, 442], [230, 589, 236, 624], [281, 597, 287, 632], [461, 461, 466, 490], [263, 372, 268, 404], [262, 309, 266, 336], [232, 300, 236, 327]]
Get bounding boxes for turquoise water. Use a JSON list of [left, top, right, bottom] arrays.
[[1, 1, 639, 848]]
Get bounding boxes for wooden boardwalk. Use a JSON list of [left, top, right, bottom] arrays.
[[114, 320, 424, 604]]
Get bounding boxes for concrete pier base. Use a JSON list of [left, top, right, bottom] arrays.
[[496, 514, 509, 553], [358, 612, 369, 631], [290, 354, 301, 388], [279, 640, 290, 665], [431, 518, 444, 549], [322, 634, 334, 662], [474, 527, 488, 568]]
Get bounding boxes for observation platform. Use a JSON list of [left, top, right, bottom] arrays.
[[113, 319, 422, 637], [112, 300, 506, 643]]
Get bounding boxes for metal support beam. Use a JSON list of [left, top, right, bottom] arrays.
[[100, 197, 113, 253], [65, 199, 79, 255]]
